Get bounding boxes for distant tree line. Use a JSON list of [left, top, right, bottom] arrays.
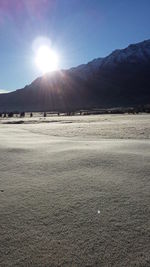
[[0, 106, 150, 118]]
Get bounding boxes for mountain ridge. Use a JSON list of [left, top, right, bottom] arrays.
[[0, 39, 150, 112]]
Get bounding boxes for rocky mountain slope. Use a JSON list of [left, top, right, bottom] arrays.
[[0, 39, 150, 112]]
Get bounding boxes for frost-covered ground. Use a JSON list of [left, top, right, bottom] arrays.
[[0, 114, 150, 266]]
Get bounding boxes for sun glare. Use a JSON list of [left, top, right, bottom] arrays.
[[35, 45, 59, 74]]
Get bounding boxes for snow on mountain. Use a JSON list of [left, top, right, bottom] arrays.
[[65, 39, 150, 80], [102, 39, 150, 67], [0, 39, 150, 112]]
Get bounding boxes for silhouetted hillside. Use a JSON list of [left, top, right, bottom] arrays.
[[0, 39, 150, 112]]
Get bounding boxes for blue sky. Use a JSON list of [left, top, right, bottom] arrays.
[[0, 0, 150, 91]]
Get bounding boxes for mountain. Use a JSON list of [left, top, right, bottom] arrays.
[[0, 39, 150, 112]]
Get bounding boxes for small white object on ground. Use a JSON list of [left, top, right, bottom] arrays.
[[97, 210, 100, 214]]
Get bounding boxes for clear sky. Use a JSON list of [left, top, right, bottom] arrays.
[[0, 0, 150, 91]]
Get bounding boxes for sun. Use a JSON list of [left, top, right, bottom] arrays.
[[35, 45, 59, 74]]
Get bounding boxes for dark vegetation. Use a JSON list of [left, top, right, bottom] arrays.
[[0, 105, 150, 119]]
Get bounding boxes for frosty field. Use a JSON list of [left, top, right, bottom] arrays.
[[0, 114, 150, 267]]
